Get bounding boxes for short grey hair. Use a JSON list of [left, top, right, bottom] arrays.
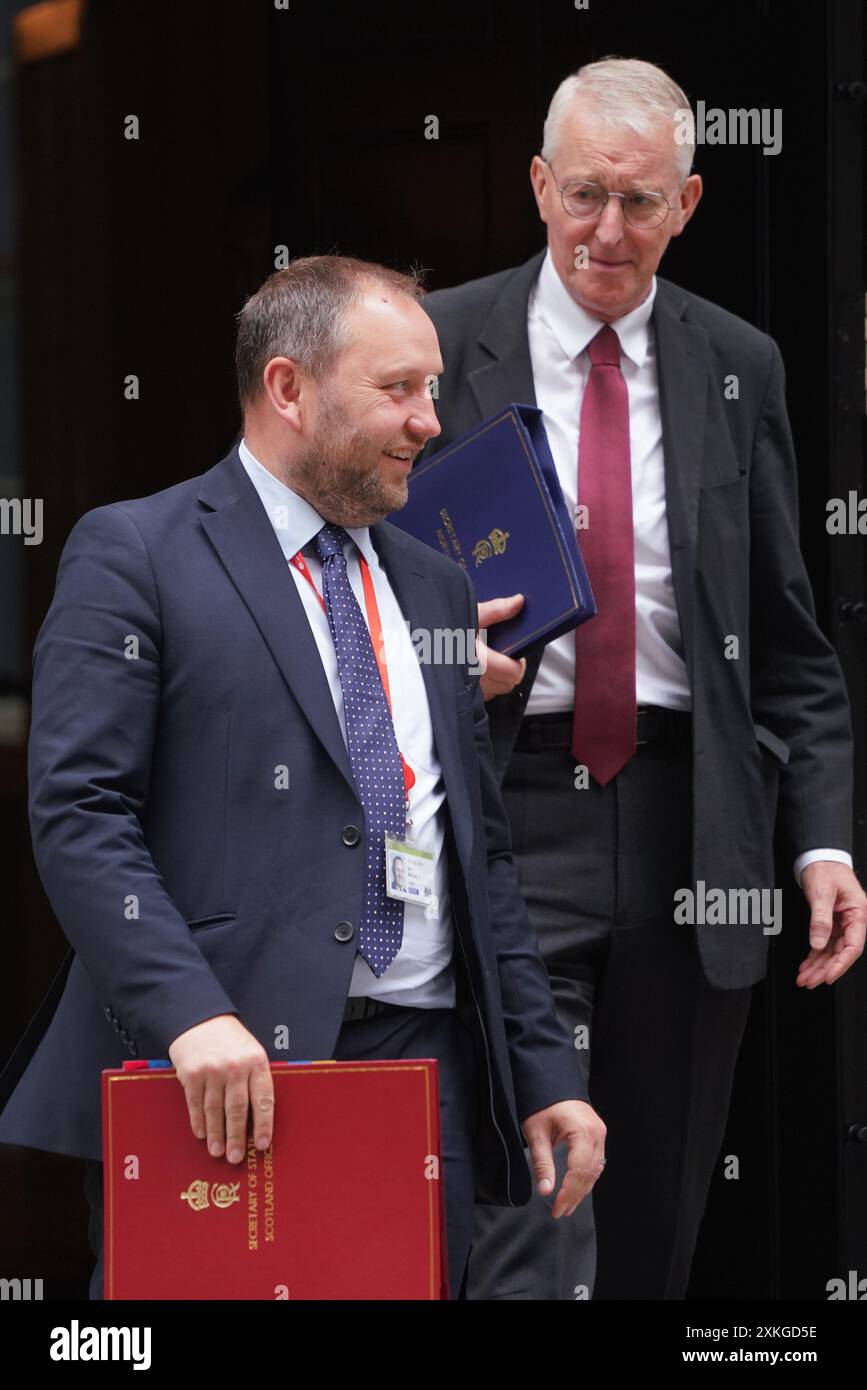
[[235, 255, 426, 408], [541, 56, 694, 186]]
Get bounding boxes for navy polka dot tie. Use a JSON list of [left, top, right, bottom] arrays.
[[313, 523, 406, 977]]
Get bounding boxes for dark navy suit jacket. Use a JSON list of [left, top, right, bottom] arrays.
[[0, 445, 586, 1205]]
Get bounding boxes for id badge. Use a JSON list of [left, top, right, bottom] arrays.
[[385, 836, 438, 919]]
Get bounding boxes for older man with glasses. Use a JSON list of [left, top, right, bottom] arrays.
[[421, 56, 865, 1300]]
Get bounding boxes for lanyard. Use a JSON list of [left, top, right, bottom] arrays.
[[289, 548, 416, 798]]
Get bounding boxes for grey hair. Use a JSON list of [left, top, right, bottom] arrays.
[[234, 255, 426, 408], [541, 56, 695, 186]]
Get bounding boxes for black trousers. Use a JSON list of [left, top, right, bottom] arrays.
[[466, 733, 753, 1300], [85, 1005, 478, 1300]]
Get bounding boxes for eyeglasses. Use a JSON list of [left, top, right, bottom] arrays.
[[540, 158, 674, 230]]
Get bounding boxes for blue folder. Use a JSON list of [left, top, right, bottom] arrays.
[[389, 404, 596, 656]]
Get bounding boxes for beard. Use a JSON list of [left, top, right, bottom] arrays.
[[287, 388, 410, 528]]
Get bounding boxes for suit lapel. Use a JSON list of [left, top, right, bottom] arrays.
[[652, 279, 710, 687], [468, 249, 546, 419], [370, 522, 474, 863], [198, 450, 356, 795]]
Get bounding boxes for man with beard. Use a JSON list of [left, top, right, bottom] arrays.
[[0, 255, 606, 1300]]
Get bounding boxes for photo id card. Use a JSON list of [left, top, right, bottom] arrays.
[[385, 836, 436, 914]]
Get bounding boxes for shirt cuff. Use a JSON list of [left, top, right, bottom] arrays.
[[793, 849, 854, 886]]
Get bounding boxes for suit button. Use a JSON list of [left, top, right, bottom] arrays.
[[341, 825, 361, 847], [334, 921, 355, 943]]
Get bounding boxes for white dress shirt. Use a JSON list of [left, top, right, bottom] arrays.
[[239, 438, 456, 1006], [524, 252, 850, 884]]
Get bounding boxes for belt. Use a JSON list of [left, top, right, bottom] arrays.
[[342, 996, 411, 1023], [513, 705, 692, 752]]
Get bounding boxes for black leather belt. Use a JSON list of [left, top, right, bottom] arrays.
[[513, 705, 692, 752], [342, 996, 409, 1023]]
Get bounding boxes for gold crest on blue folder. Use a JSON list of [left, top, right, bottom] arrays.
[[389, 404, 596, 655]]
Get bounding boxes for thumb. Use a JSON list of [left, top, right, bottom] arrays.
[[528, 1132, 555, 1197], [809, 892, 835, 949], [478, 593, 524, 628]]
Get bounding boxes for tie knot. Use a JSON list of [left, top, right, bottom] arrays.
[[587, 324, 621, 367], [313, 523, 351, 562]]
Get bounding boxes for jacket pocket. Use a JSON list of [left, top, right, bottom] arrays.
[[753, 723, 790, 765], [186, 912, 239, 933], [700, 472, 748, 510]]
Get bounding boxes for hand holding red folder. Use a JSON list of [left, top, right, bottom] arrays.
[[168, 1013, 274, 1163], [102, 1058, 447, 1299]]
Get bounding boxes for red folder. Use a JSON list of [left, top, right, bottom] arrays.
[[101, 1059, 448, 1300]]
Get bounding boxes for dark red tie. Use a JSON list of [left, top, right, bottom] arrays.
[[571, 324, 636, 785]]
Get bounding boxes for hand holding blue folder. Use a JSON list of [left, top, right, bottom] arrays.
[[389, 404, 596, 655]]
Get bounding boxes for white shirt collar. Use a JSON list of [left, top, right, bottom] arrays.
[[237, 437, 376, 567], [531, 249, 656, 368]]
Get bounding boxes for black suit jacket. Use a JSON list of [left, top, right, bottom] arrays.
[[421, 249, 854, 989]]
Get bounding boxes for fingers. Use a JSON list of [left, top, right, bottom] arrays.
[[522, 1101, 607, 1219], [822, 944, 861, 983], [797, 912, 866, 987], [527, 1123, 607, 1218], [169, 1019, 273, 1163], [797, 943, 838, 987], [552, 1167, 592, 1220], [185, 1066, 272, 1162], [184, 1076, 207, 1142], [477, 594, 525, 629], [475, 594, 527, 698], [249, 1057, 275, 1152], [203, 1075, 227, 1158], [480, 651, 527, 700], [798, 939, 860, 987], [224, 1069, 250, 1164], [796, 945, 823, 986], [552, 1128, 607, 1219]]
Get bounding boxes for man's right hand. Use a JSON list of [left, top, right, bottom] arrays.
[[477, 595, 527, 701], [168, 1014, 274, 1164]]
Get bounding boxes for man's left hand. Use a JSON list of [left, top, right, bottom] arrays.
[[797, 861, 867, 988], [521, 1099, 606, 1218]]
